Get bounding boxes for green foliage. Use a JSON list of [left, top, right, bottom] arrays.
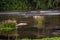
[[14, 37, 60, 40], [48, 0, 53, 8], [0, 0, 32, 11], [0, 22, 16, 33], [37, 18, 44, 24], [36, 18, 44, 28], [0, 0, 60, 11]]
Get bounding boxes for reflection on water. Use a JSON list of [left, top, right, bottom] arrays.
[[0, 14, 60, 39]]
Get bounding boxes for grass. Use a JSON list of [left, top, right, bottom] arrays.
[[0, 37, 60, 40], [16, 37, 60, 40], [0, 22, 16, 40], [0, 22, 16, 33]]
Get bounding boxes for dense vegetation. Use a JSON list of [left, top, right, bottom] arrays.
[[0, 0, 60, 11], [0, 22, 16, 33]]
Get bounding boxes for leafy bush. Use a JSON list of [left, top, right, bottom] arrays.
[[0, 22, 16, 33]]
